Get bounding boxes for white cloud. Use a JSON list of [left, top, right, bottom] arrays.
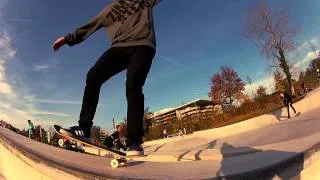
[[291, 37, 319, 71], [0, 29, 16, 98], [0, 15, 70, 130], [34, 64, 50, 72], [0, 81, 13, 96], [7, 18, 32, 23], [245, 76, 274, 97], [293, 50, 318, 70], [0, 113, 10, 122], [0, 96, 71, 129], [159, 55, 180, 65], [32, 57, 60, 74], [25, 97, 82, 105], [0, 30, 16, 59], [33, 110, 70, 117], [296, 37, 317, 53], [24, 96, 106, 106]]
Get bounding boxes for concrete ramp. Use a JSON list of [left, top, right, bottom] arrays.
[[0, 88, 320, 179], [1, 127, 320, 179]]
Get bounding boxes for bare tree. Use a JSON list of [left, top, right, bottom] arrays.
[[244, 2, 300, 95]]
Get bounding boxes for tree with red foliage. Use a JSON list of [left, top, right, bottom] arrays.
[[209, 66, 245, 112]]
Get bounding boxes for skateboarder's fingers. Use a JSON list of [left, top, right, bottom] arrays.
[[52, 41, 60, 51], [52, 37, 65, 51]]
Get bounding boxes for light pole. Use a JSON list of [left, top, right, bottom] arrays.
[[48, 131, 51, 143], [40, 126, 42, 142]]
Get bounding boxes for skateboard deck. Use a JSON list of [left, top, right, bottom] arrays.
[[284, 112, 301, 120], [52, 125, 146, 168]]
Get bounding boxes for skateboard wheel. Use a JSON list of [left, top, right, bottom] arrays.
[[111, 159, 120, 168], [58, 139, 64, 147]]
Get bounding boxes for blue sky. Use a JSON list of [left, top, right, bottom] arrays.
[[0, 0, 319, 130]]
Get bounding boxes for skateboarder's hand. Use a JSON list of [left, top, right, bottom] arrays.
[[52, 37, 65, 52]]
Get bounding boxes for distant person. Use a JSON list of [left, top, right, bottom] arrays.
[[301, 82, 305, 93], [52, 0, 162, 156], [27, 120, 35, 139], [162, 129, 167, 138], [279, 91, 296, 118], [300, 82, 308, 94], [104, 125, 127, 151]]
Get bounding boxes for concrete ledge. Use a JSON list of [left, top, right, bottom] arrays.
[[215, 134, 320, 179], [144, 133, 320, 179], [298, 154, 320, 179], [0, 138, 79, 180], [0, 127, 319, 179]]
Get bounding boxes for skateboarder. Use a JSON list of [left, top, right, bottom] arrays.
[[279, 91, 296, 118], [27, 120, 35, 139], [104, 125, 127, 151], [52, 0, 162, 156]]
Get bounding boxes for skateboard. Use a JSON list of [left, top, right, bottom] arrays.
[[287, 112, 301, 120], [52, 125, 146, 168], [294, 112, 301, 117]]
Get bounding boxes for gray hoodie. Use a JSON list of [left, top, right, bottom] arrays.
[[64, 0, 161, 49]]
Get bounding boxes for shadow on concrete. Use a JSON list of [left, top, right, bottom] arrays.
[[153, 143, 167, 152], [124, 161, 145, 167], [206, 140, 217, 149], [195, 149, 204, 160], [0, 172, 6, 180], [269, 108, 287, 121], [143, 145, 152, 149], [270, 108, 302, 122], [177, 150, 194, 161], [215, 142, 303, 180]]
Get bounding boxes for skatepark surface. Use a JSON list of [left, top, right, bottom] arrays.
[[1, 88, 320, 179]]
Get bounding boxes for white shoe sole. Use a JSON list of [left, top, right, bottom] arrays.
[[126, 151, 144, 156]]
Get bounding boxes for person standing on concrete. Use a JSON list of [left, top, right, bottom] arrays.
[[52, 0, 162, 156], [280, 91, 296, 118], [162, 129, 168, 138], [27, 120, 35, 139]]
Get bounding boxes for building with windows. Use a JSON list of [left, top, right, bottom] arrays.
[[146, 99, 218, 127]]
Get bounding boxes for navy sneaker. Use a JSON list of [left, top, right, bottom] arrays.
[[126, 143, 144, 156]]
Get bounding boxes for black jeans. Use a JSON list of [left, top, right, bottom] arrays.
[[78, 46, 155, 146]]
